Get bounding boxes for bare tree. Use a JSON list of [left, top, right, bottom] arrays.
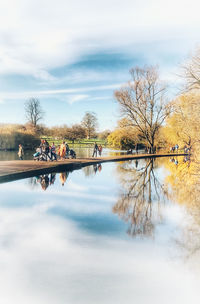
[[114, 66, 171, 153], [25, 98, 44, 127], [81, 111, 98, 139], [183, 48, 200, 91]]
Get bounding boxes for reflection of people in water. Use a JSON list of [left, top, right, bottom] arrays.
[[40, 174, 50, 191], [93, 164, 98, 174], [34, 173, 58, 190], [93, 163, 102, 174], [50, 173, 56, 185], [59, 171, 69, 186], [98, 164, 102, 172], [170, 157, 179, 166], [184, 155, 190, 162], [135, 160, 138, 168]]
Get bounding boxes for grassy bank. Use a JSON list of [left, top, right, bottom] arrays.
[[41, 137, 107, 148]]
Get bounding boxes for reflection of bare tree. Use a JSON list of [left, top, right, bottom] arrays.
[[113, 159, 169, 238]]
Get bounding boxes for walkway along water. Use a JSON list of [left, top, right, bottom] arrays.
[[0, 153, 187, 184]]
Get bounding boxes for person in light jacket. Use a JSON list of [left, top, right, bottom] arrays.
[[18, 144, 24, 160]]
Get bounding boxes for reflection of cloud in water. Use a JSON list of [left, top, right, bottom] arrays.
[[0, 205, 198, 304], [0, 160, 200, 302]]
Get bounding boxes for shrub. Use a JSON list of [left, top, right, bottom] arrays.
[[0, 132, 40, 150]]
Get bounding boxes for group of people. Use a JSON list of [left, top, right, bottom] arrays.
[[184, 146, 191, 153], [170, 144, 179, 153], [33, 139, 57, 161], [92, 143, 103, 157], [36, 173, 56, 190], [33, 140, 76, 161], [170, 157, 179, 165], [93, 163, 102, 174], [18, 140, 104, 161]]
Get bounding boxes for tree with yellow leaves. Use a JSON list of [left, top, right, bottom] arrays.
[[107, 118, 142, 149], [107, 127, 135, 149], [162, 92, 200, 150]]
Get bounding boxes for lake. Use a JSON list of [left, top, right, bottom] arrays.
[[0, 154, 199, 303]]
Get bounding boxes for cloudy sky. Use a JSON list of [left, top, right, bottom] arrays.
[[0, 0, 200, 130]]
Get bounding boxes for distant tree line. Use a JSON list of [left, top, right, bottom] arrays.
[[0, 104, 110, 150], [24, 100, 101, 140]]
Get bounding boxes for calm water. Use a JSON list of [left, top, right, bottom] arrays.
[[0, 156, 199, 303]]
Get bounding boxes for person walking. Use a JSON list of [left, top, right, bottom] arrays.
[[175, 144, 179, 152], [98, 144, 103, 156], [92, 142, 98, 157], [65, 142, 70, 158], [43, 140, 51, 161], [59, 141, 66, 160], [51, 142, 57, 161], [18, 144, 24, 160]]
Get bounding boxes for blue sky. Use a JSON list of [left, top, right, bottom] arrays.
[[0, 0, 200, 130]]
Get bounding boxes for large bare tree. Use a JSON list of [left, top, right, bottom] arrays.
[[25, 98, 44, 127], [114, 66, 171, 153]]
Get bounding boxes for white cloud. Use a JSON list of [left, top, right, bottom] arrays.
[[0, 0, 199, 80], [67, 94, 89, 104], [0, 83, 121, 101]]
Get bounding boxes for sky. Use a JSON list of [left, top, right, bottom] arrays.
[[0, 0, 200, 131]]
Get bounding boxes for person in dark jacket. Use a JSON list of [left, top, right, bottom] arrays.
[[92, 142, 98, 157]]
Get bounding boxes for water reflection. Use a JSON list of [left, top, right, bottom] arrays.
[[29, 164, 103, 191], [113, 158, 169, 237], [59, 172, 69, 186], [0, 158, 199, 303], [29, 172, 69, 190], [162, 154, 200, 261], [36, 173, 57, 190], [82, 163, 102, 177]]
